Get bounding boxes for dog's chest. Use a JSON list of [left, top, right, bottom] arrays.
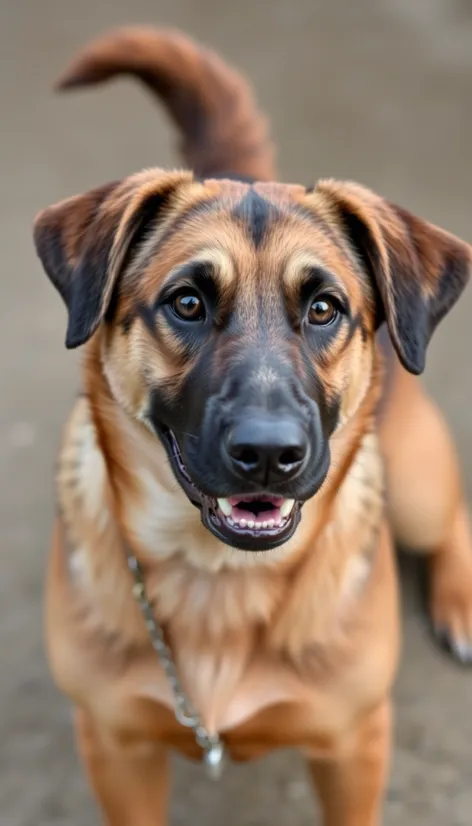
[[114, 643, 349, 760], [138, 647, 308, 731], [96, 540, 380, 756]]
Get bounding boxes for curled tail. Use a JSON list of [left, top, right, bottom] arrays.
[[56, 26, 276, 181]]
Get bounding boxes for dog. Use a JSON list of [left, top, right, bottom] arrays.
[[33, 26, 472, 825]]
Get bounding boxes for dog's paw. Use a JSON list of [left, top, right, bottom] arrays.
[[429, 547, 472, 665]]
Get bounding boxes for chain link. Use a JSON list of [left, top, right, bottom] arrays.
[[126, 552, 227, 778]]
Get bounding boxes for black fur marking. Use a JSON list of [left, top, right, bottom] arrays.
[[339, 206, 469, 374], [338, 312, 364, 352], [386, 248, 427, 374], [433, 250, 470, 328], [121, 313, 133, 334], [298, 346, 340, 436], [136, 303, 157, 338], [232, 189, 273, 247], [34, 223, 73, 307], [33, 181, 119, 314], [104, 187, 178, 327], [113, 188, 176, 283], [322, 391, 341, 436], [35, 182, 181, 350], [340, 208, 425, 372], [338, 210, 387, 326], [64, 230, 118, 349], [299, 266, 343, 304], [155, 261, 218, 310]]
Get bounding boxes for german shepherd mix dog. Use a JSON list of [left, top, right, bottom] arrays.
[[34, 26, 472, 826]]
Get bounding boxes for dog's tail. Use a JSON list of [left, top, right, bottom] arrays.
[[55, 26, 276, 181]]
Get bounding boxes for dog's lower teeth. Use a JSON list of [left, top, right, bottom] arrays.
[[280, 499, 295, 519], [240, 519, 247, 528], [262, 521, 268, 529], [227, 517, 234, 526], [268, 519, 275, 528], [247, 520, 255, 529]]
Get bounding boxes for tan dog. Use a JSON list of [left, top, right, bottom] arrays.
[[34, 26, 472, 825]]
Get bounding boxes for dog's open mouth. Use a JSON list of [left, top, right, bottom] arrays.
[[161, 427, 302, 551], [215, 494, 295, 531]]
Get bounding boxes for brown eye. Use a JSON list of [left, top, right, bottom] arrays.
[[171, 292, 205, 322], [308, 297, 338, 326]]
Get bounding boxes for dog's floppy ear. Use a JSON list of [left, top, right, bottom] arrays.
[[315, 179, 471, 374], [33, 169, 193, 348]]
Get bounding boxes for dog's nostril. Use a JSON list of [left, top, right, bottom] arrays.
[[278, 447, 305, 468], [229, 445, 259, 469]]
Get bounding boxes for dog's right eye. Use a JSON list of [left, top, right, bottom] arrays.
[[170, 291, 206, 322], [308, 296, 339, 326]]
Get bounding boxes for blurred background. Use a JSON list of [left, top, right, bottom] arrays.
[[1, 0, 472, 823]]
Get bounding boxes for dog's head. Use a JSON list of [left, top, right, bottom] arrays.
[[34, 171, 470, 551]]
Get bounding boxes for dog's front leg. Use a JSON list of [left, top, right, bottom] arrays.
[[305, 699, 391, 826], [75, 708, 170, 826]]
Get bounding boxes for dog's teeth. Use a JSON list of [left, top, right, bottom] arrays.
[[240, 519, 247, 528], [217, 498, 232, 516], [268, 519, 275, 528], [262, 521, 268, 529], [280, 499, 295, 519], [247, 520, 255, 529], [227, 517, 234, 526]]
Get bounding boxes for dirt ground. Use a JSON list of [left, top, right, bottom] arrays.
[[1, 0, 472, 823]]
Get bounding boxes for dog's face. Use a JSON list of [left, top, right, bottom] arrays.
[[34, 171, 470, 551]]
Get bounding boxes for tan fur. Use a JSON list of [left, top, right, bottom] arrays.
[[35, 26, 472, 826]]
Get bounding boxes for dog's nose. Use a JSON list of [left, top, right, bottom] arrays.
[[224, 416, 310, 484]]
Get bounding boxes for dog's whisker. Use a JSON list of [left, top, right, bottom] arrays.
[[171, 429, 200, 441]]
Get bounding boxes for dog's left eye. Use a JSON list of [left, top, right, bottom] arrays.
[[308, 296, 339, 326], [170, 291, 206, 322]]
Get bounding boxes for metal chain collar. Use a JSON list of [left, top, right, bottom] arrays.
[[126, 552, 227, 780]]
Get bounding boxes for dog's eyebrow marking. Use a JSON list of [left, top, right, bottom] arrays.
[[159, 259, 214, 288], [302, 264, 342, 288], [284, 258, 344, 296], [156, 252, 235, 307], [232, 189, 278, 248]]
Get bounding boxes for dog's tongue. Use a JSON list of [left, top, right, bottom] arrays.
[[219, 494, 293, 529]]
